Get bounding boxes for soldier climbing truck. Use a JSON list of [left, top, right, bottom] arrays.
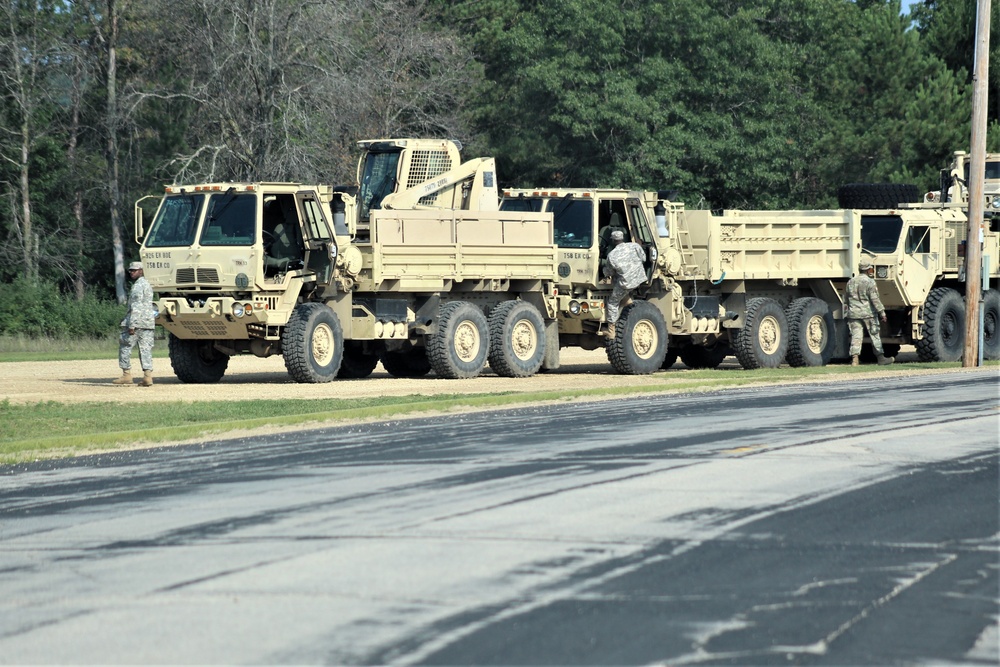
[[499, 186, 1000, 370], [136, 138, 1000, 383]]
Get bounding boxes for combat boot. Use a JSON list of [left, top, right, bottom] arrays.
[[112, 370, 133, 385], [877, 354, 894, 366], [139, 370, 153, 387], [850, 355, 859, 367]]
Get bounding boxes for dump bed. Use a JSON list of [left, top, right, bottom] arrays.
[[355, 209, 558, 292], [683, 209, 860, 283]]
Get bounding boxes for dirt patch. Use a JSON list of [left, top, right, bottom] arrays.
[[0, 345, 953, 407]]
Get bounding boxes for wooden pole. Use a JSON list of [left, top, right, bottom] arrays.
[[963, 0, 991, 367]]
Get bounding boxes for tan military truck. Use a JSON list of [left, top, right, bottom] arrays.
[[922, 150, 1000, 207], [135, 138, 560, 383], [500, 188, 1000, 369]]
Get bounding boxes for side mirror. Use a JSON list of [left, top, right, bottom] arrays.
[[134, 195, 161, 244]]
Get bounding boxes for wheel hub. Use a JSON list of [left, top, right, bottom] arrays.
[[511, 320, 538, 360], [758, 315, 780, 355], [805, 315, 826, 354], [631, 319, 658, 360], [454, 320, 481, 362], [312, 323, 335, 366]]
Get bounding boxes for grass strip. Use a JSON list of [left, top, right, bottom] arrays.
[[2, 360, 981, 465]]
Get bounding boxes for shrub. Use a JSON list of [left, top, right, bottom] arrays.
[[0, 278, 122, 339]]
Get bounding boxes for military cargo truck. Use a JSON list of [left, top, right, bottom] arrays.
[[923, 150, 1000, 207], [136, 139, 560, 383], [500, 188, 1000, 368]]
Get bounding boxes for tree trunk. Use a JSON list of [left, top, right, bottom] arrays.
[[106, 0, 126, 303]]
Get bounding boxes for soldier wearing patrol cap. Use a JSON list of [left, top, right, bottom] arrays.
[[113, 261, 156, 386], [603, 228, 646, 338], [845, 258, 893, 366]]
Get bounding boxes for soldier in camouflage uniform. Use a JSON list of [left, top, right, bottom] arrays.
[[113, 261, 156, 386], [603, 229, 647, 338], [845, 259, 893, 366]]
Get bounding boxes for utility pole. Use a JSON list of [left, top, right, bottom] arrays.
[[963, 0, 991, 367]]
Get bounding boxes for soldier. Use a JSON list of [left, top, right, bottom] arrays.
[[845, 259, 893, 366], [113, 261, 156, 386], [603, 229, 646, 338]]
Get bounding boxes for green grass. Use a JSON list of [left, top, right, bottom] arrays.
[[1, 359, 991, 465], [0, 333, 169, 362]]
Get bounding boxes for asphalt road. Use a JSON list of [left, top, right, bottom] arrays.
[[1, 370, 997, 665]]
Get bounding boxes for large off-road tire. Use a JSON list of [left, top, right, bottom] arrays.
[[661, 348, 679, 370], [426, 301, 489, 379], [487, 300, 546, 378], [380, 348, 432, 377], [282, 302, 344, 383], [982, 290, 1000, 360], [679, 342, 729, 369], [733, 298, 789, 369], [168, 334, 230, 383], [916, 287, 965, 362], [338, 341, 379, 379], [785, 297, 835, 367], [837, 183, 920, 209], [606, 301, 668, 375]]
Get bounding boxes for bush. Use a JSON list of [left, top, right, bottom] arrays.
[[0, 278, 122, 339]]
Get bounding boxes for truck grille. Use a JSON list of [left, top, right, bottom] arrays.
[[179, 320, 230, 336], [175, 267, 221, 285]]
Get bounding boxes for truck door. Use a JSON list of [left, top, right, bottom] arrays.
[[899, 222, 939, 304], [626, 198, 657, 283], [296, 190, 336, 286]]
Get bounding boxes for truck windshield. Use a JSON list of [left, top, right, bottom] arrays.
[[145, 194, 204, 248], [548, 198, 593, 248], [359, 149, 401, 219], [964, 159, 1000, 182], [860, 215, 903, 253], [200, 193, 256, 246], [502, 196, 593, 248]]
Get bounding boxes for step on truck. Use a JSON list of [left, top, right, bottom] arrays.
[[135, 138, 560, 383], [500, 188, 1000, 369]]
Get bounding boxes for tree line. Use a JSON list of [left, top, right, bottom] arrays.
[[1, 0, 997, 306]]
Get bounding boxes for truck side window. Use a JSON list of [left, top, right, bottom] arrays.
[[905, 226, 931, 254], [299, 195, 331, 241]]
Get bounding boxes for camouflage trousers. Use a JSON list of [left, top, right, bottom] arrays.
[[848, 318, 883, 356], [119, 328, 154, 371], [605, 283, 633, 325]]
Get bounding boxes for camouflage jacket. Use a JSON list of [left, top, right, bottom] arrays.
[[845, 273, 885, 320], [121, 276, 155, 329], [606, 242, 647, 290]]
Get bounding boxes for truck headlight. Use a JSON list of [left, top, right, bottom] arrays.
[[232, 303, 245, 317], [568, 300, 582, 315], [876, 266, 889, 279]]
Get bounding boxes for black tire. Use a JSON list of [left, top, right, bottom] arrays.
[[982, 290, 1000, 361], [487, 301, 546, 378], [661, 347, 679, 370], [785, 297, 835, 367], [733, 298, 789, 369], [916, 287, 965, 362], [837, 183, 920, 209], [679, 342, 729, 369], [282, 302, 344, 383], [606, 301, 668, 375], [380, 348, 432, 377], [168, 334, 230, 383], [338, 341, 379, 379], [426, 301, 489, 379]]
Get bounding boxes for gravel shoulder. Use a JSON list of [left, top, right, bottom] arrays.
[[0, 345, 965, 407]]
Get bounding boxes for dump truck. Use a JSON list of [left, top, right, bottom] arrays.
[[500, 188, 1000, 369], [135, 138, 561, 383]]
